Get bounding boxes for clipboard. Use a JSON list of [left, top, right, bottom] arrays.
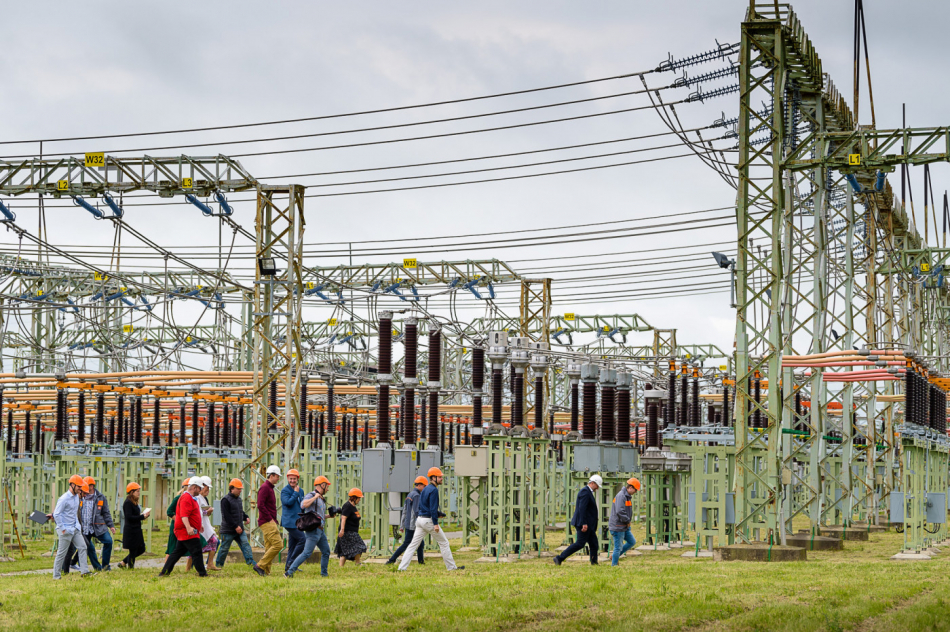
[[29, 510, 49, 524]]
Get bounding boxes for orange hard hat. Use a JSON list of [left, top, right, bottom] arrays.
[[287, 469, 300, 477], [414, 476, 428, 486], [427, 467, 444, 478], [69, 475, 84, 487], [181, 479, 190, 487], [83, 476, 96, 486], [80, 484, 90, 494], [314, 475, 330, 487], [348, 488, 363, 498], [126, 482, 141, 494], [228, 478, 243, 490], [627, 477, 641, 492]]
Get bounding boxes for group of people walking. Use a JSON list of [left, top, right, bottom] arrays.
[[52, 466, 632, 579]]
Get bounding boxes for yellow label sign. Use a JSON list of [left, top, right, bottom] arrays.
[[564, 313, 575, 321], [403, 258, 417, 269], [57, 179, 69, 191], [411, 450, 417, 460], [393, 329, 398, 336], [339, 360, 345, 366], [602, 325, 610, 332], [848, 153, 861, 166], [685, 353, 691, 359], [220, 458, 228, 464], [182, 177, 193, 189], [84, 152, 104, 168], [122, 324, 134, 333], [305, 281, 315, 290], [720, 364, 728, 371], [95, 457, 102, 462], [93, 272, 108, 282], [328, 318, 338, 326], [185, 335, 193, 343], [921, 262, 931, 272]]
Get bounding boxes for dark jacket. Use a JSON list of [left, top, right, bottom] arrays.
[[122, 499, 146, 552], [220, 492, 249, 535], [570, 485, 599, 530], [417, 484, 443, 525], [280, 485, 305, 529], [257, 481, 277, 526], [81, 489, 115, 537], [401, 488, 421, 531]]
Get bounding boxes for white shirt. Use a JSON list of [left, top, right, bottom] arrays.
[[196, 494, 216, 540]]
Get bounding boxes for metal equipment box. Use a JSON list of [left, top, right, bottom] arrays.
[[390, 449, 415, 493], [454, 446, 488, 477], [571, 444, 603, 472], [619, 446, 638, 472], [927, 492, 946, 524], [388, 492, 403, 526], [889, 491, 905, 522], [601, 445, 621, 473], [361, 447, 393, 493], [413, 449, 440, 482]]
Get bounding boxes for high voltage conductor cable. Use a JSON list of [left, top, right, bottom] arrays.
[[258, 127, 711, 178], [308, 148, 728, 198], [0, 68, 669, 146], [2, 88, 684, 160]]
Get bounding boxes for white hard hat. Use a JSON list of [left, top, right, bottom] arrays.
[[199, 476, 212, 489], [187, 477, 201, 487], [266, 465, 282, 477], [588, 474, 604, 486]]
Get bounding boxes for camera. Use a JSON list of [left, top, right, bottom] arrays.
[[327, 505, 343, 518]]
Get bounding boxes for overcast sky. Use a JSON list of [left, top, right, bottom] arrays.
[[0, 1, 946, 367]]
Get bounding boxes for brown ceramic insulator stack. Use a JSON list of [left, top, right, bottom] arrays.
[[75, 391, 85, 443], [24, 410, 32, 453], [404, 320, 418, 445], [582, 380, 597, 441], [268, 381, 278, 432], [691, 376, 700, 427], [207, 403, 216, 447], [222, 404, 230, 447], [752, 377, 762, 429], [616, 386, 631, 445], [327, 385, 336, 435], [472, 346, 484, 445], [427, 324, 441, 447], [722, 384, 731, 428], [351, 412, 358, 450], [152, 398, 161, 446], [646, 401, 659, 448], [512, 372, 524, 428], [679, 370, 688, 426], [600, 384, 615, 443], [377, 313, 392, 444], [238, 406, 245, 447], [667, 366, 676, 428], [117, 395, 126, 444], [191, 401, 199, 445], [178, 401, 186, 446], [108, 399, 116, 444], [299, 380, 308, 441], [172, 402, 180, 446], [55, 389, 65, 442], [534, 375, 544, 430], [491, 368, 503, 430], [570, 381, 579, 432], [5, 409, 12, 453]]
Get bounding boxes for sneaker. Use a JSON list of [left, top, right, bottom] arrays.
[[253, 565, 266, 577], [102, 565, 111, 572], [553, 557, 562, 566], [70, 565, 81, 572], [284, 572, 292, 579]]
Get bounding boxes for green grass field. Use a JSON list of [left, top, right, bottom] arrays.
[[1, 524, 949, 631]]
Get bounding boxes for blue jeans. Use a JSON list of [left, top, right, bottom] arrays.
[[284, 527, 305, 572], [87, 531, 113, 569], [287, 528, 330, 577], [610, 529, 636, 565], [215, 531, 256, 568]]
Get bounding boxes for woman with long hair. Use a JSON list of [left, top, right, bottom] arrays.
[[117, 482, 150, 569], [334, 488, 366, 567]]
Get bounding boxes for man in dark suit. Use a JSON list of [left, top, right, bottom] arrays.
[[554, 474, 603, 566]]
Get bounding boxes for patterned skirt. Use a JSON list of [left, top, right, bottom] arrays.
[[201, 534, 219, 553], [334, 531, 366, 560]]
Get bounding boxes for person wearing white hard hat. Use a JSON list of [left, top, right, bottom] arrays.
[[554, 474, 602, 566], [190, 476, 220, 572], [256, 465, 283, 575]]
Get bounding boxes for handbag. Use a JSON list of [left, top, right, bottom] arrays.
[[296, 510, 322, 532]]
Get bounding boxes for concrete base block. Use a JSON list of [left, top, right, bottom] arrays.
[[623, 550, 643, 557], [784, 534, 845, 551], [474, 555, 513, 563], [713, 544, 806, 562], [457, 547, 480, 552], [818, 527, 869, 541], [924, 548, 940, 556], [681, 550, 714, 559], [362, 558, 389, 564], [850, 522, 888, 533], [635, 544, 671, 552], [554, 545, 569, 553], [891, 552, 932, 561]]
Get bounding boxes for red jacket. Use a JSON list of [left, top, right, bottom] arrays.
[[257, 480, 277, 527], [174, 493, 201, 541]]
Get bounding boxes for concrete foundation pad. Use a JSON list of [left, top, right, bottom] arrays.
[[681, 550, 714, 559], [635, 544, 671, 552], [361, 558, 389, 564], [713, 544, 807, 562], [818, 527, 869, 541], [784, 534, 845, 551], [924, 548, 941, 556], [850, 523, 888, 533], [553, 546, 569, 553], [457, 547, 480, 552], [623, 550, 643, 557], [474, 556, 513, 563], [891, 552, 932, 561]]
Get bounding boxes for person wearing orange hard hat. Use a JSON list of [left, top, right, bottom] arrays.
[[286, 475, 333, 578], [386, 476, 428, 566], [608, 477, 641, 566], [334, 488, 367, 567], [118, 482, 151, 569], [52, 475, 91, 579], [398, 467, 463, 572], [216, 478, 266, 576], [280, 468, 305, 575], [68, 475, 116, 572]]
